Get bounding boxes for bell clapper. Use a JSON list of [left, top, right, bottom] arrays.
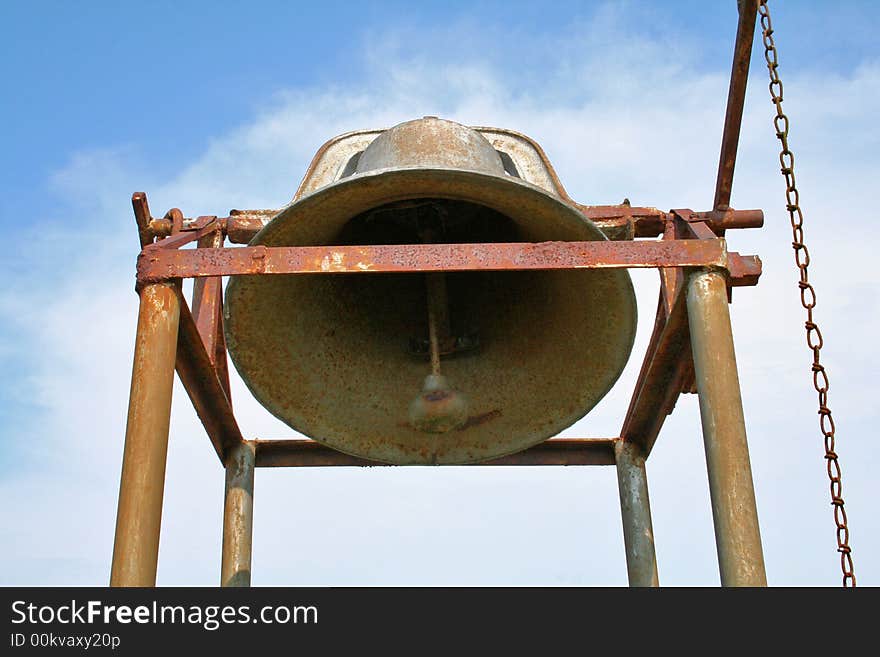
[[426, 272, 447, 376], [409, 220, 470, 433]]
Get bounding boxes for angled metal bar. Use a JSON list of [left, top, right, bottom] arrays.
[[620, 283, 691, 456], [254, 438, 618, 468], [713, 0, 759, 210], [174, 286, 243, 462], [191, 223, 231, 400], [145, 218, 220, 251], [621, 217, 693, 453]]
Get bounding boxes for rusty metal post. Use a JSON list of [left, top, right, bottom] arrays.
[[110, 283, 180, 586], [614, 440, 660, 587], [713, 0, 758, 210], [221, 440, 256, 587], [687, 270, 766, 586]]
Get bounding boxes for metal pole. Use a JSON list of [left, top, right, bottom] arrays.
[[713, 0, 758, 210], [221, 440, 256, 587], [687, 269, 766, 586], [614, 440, 660, 587], [110, 283, 180, 586]]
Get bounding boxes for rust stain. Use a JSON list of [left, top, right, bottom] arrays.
[[457, 409, 502, 431]]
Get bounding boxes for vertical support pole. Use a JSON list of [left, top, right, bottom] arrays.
[[221, 440, 256, 587], [111, 283, 180, 586], [687, 269, 767, 586], [615, 440, 660, 587]]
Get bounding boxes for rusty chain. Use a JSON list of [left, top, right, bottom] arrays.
[[758, 0, 855, 587]]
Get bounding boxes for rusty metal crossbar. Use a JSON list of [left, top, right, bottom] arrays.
[[255, 437, 617, 468], [137, 237, 760, 285]]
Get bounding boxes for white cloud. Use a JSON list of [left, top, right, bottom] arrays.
[[1, 13, 877, 586]]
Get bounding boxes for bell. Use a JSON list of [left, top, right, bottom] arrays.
[[224, 117, 637, 465]]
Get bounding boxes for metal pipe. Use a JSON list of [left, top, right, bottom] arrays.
[[138, 201, 763, 243], [615, 440, 660, 587], [221, 440, 256, 587], [110, 283, 180, 586], [687, 270, 766, 586]]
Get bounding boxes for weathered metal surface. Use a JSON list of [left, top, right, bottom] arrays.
[[475, 126, 573, 198], [221, 440, 255, 587], [615, 440, 660, 587], [225, 209, 276, 244], [580, 206, 763, 239], [191, 223, 231, 399], [132, 192, 154, 248], [714, 0, 759, 210], [674, 212, 763, 286], [142, 204, 763, 244], [692, 208, 763, 231], [138, 239, 738, 283], [620, 273, 691, 455], [254, 438, 618, 467], [659, 217, 689, 316], [166, 207, 184, 236], [225, 118, 638, 466], [294, 128, 385, 200], [682, 217, 720, 241], [174, 286, 243, 461], [661, 218, 698, 394], [688, 270, 766, 586], [727, 253, 762, 287], [295, 123, 573, 204], [111, 283, 179, 587], [356, 117, 509, 177]]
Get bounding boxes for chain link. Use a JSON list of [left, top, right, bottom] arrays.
[[758, 0, 855, 587]]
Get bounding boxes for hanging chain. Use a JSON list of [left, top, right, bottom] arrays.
[[757, 0, 855, 587]]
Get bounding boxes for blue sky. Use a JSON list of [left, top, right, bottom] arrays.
[[2, 0, 875, 221], [1, 1, 878, 586]]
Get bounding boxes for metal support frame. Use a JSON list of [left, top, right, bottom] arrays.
[[112, 3, 763, 587], [113, 208, 765, 587]]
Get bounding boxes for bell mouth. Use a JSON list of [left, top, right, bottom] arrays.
[[335, 197, 519, 245], [224, 167, 637, 465]]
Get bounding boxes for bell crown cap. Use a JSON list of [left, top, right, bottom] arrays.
[[355, 117, 507, 177]]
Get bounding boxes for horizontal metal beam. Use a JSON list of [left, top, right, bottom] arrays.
[[138, 199, 763, 244], [138, 239, 749, 284], [254, 438, 618, 467]]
